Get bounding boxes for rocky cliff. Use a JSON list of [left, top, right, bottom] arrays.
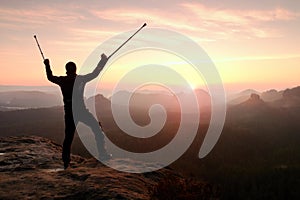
[[0, 136, 215, 199]]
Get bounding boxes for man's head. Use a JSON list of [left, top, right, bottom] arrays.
[[65, 62, 76, 75]]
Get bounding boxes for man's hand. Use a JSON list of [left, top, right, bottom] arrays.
[[100, 54, 108, 63], [44, 59, 50, 66]]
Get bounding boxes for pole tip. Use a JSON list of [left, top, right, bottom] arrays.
[[143, 23, 147, 27], [33, 35, 36, 38]]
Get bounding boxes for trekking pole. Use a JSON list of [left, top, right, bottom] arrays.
[[108, 23, 147, 60], [33, 35, 45, 61]]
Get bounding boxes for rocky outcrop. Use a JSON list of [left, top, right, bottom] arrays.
[[0, 136, 213, 200], [236, 93, 266, 109]]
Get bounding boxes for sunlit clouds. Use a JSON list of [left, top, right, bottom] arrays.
[[0, 0, 299, 92]]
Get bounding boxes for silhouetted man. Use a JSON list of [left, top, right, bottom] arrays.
[[44, 54, 110, 169]]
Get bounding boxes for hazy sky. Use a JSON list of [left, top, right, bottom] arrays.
[[0, 0, 299, 92]]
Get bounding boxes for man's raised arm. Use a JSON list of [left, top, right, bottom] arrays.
[[83, 53, 108, 82], [44, 59, 61, 85]]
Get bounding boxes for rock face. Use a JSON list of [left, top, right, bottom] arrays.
[[0, 136, 162, 199], [0, 136, 213, 200]]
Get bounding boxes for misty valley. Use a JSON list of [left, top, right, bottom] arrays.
[[0, 86, 300, 199]]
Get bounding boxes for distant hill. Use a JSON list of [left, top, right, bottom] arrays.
[[0, 90, 62, 109], [283, 86, 300, 97], [261, 89, 283, 102], [109, 89, 211, 113], [227, 93, 274, 124], [239, 89, 260, 96], [0, 85, 58, 93], [226, 92, 291, 127], [228, 89, 260, 105], [272, 86, 300, 108], [229, 88, 283, 105], [238, 93, 265, 107], [0, 86, 300, 198]]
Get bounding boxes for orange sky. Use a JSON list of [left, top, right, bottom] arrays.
[[0, 0, 299, 93]]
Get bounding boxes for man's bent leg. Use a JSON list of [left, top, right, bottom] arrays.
[[80, 110, 111, 160], [63, 112, 76, 168]]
